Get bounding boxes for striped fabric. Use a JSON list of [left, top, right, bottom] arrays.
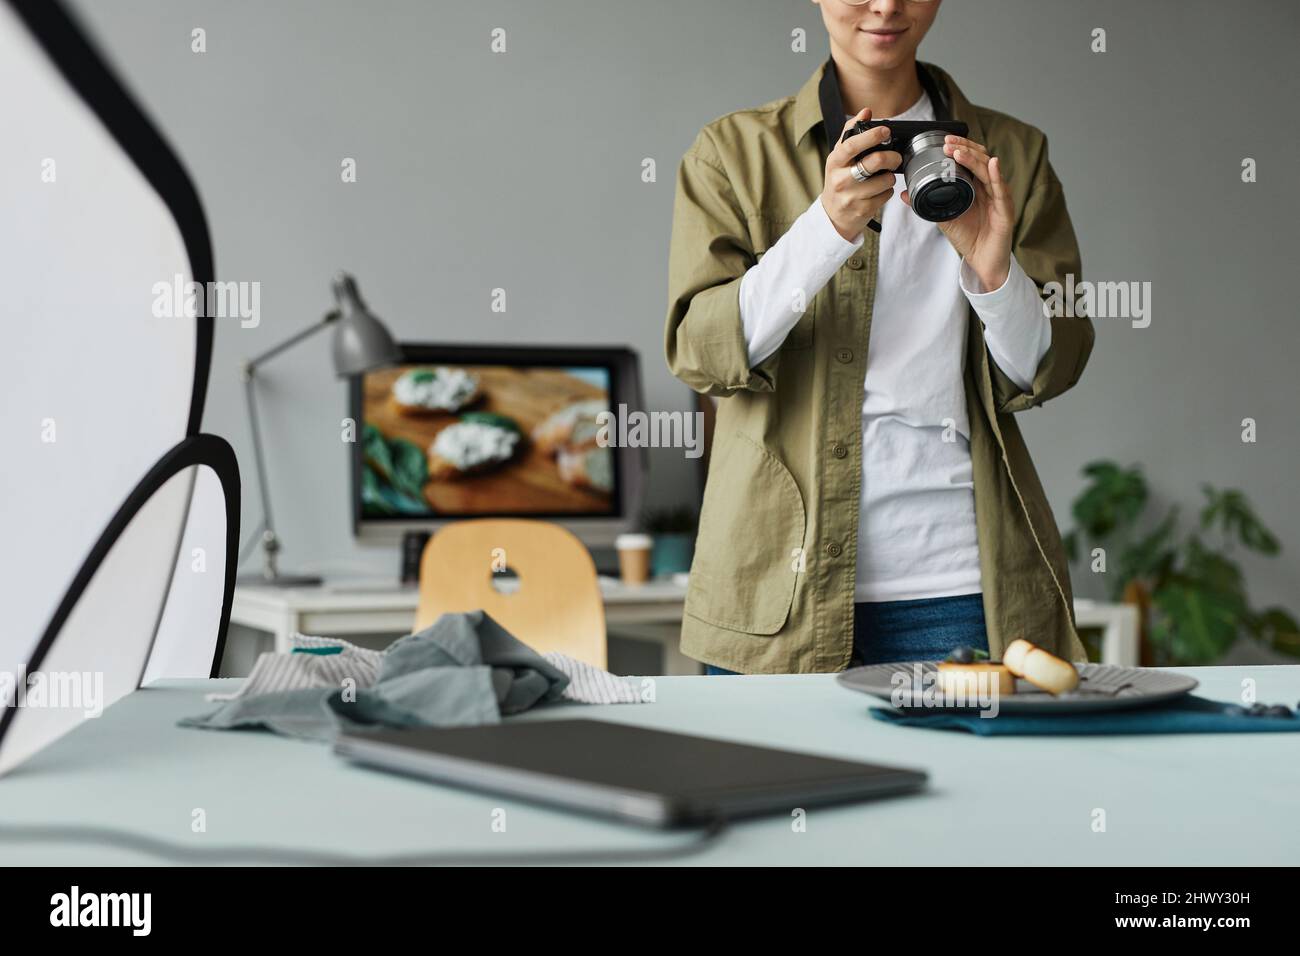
[[544, 653, 647, 705], [206, 635, 383, 702]]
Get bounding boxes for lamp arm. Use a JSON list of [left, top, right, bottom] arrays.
[[243, 309, 339, 373], [242, 374, 277, 541], [237, 309, 340, 574]]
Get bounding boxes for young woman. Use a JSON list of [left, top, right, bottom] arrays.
[[665, 0, 1093, 673]]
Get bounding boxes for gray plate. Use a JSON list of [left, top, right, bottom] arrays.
[[837, 661, 1198, 715]]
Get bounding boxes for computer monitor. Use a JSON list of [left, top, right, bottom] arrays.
[[350, 344, 646, 547]]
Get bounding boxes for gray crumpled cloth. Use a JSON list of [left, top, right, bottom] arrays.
[[180, 611, 572, 741]]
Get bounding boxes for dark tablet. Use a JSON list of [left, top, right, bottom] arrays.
[[335, 719, 926, 828]]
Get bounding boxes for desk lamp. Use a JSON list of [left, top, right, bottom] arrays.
[[238, 272, 400, 586]]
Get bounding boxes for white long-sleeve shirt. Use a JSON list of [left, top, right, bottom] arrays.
[[737, 93, 1050, 602]]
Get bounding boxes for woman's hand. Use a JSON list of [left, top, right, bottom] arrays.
[[821, 108, 902, 242], [902, 135, 1014, 291]]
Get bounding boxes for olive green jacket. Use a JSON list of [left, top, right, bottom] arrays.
[[665, 61, 1093, 673]]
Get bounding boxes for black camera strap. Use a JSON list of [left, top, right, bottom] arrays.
[[816, 57, 847, 155], [917, 61, 953, 121]]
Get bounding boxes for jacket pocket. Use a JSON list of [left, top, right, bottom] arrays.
[[685, 433, 806, 635]]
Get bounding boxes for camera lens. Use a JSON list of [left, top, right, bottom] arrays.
[[923, 184, 960, 206], [902, 130, 975, 222]]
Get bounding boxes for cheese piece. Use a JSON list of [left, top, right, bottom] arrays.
[[1002, 638, 1079, 695], [936, 662, 1015, 698]]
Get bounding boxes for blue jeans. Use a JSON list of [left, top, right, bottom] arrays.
[[704, 593, 989, 674]]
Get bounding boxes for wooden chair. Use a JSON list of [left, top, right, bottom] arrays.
[[414, 519, 607, 668]]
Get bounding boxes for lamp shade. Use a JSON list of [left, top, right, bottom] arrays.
[[330, 272, 401, 377]]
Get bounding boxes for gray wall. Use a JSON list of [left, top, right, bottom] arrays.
[[68, 0, 1300, 610]]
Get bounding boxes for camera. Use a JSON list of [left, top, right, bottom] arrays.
[[841, 119, 974, 223]]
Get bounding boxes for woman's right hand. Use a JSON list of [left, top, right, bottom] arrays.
[[821, 108, 901, 241]]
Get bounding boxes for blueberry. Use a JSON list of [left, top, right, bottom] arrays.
[[948, 646, 974, 664], [1248, 703, 1270, 717], [1265, 705, 1293, 718]]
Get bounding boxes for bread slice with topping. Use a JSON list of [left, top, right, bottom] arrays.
[[391, 366, 481, 416], [427, 413, 521, 480]]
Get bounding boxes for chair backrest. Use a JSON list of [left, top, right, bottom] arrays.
[[415, 519, 606, 668]]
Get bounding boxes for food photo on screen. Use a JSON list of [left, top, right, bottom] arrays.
[[359, 363, 617, 518]]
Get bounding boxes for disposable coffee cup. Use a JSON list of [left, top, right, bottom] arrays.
[[615, 533, 653, 585]]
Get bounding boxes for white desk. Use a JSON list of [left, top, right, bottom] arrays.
[[2, 666, 1295, 865], [230, 577, 702, 674], [230, 580, 1139, 673]]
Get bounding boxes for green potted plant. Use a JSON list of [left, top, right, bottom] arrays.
[[1063, 460, 1299, 665], [640, 505, 699, 576]]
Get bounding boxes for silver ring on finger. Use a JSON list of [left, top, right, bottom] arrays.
[[850, 161, 871, 183]]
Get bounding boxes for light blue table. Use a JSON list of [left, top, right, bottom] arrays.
[[1, 666, 1296, 865]]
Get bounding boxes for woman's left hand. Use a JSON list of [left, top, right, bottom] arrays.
[[901, 135, 1014, 291]]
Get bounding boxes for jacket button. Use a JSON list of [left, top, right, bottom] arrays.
[[825, 543, 842, 558], [847, 257, 864, 270], [831, 442, 849, 459], [835, 347, 854, 363]]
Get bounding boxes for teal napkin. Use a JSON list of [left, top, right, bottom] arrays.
[[869, 695, 1300, 736]]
